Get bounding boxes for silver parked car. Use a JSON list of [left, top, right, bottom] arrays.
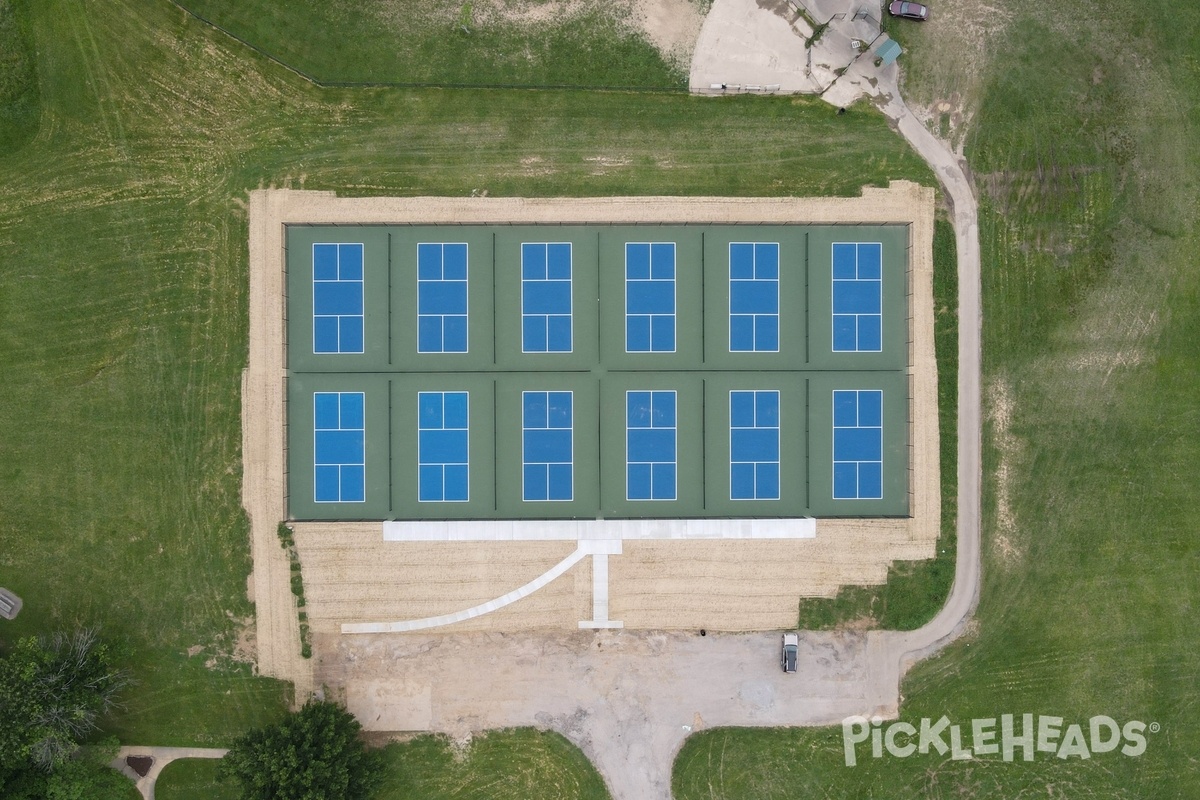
[[781, 633, 799, 673]]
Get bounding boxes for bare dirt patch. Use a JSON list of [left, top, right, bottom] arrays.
[[516, 155, 557, 177], [233, 615, 257, 663], [584, 154, 633, 174], [631, 0, 706, 69], [372, 0, 705, 73], [987, 377, 1021, 565]]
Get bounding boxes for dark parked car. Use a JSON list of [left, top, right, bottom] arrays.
[[888, 1, 930, 20], [781, 633, 799, 673]]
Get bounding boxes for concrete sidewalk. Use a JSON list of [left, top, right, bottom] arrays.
[[111, 746, 227, 800]]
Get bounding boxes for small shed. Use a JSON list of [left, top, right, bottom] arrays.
[[874, 37, 903, 66]]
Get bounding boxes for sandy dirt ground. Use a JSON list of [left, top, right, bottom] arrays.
[[244, 191, 313, 700], [632, 0, 707, 71], [244, 184, 938, 694], [374, 0, 706, 75]]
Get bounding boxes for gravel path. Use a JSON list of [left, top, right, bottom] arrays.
[[689, 0, 984, 691], [878, 89, 983, 670], [110, 746, 228, 800]]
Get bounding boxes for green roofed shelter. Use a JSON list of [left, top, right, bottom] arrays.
[[875, 37, 903, 66]]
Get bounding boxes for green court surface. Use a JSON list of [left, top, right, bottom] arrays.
[[285, 224, 910, 521]]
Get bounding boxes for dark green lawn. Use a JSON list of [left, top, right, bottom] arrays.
[[155, 759, 239, 800], [0, 0, 36, 150]]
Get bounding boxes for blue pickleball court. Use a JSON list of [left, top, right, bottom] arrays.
[[729, 242, 780, 353], [831, 242, 883, 353], [418, 243, 469, 354], [313, 243, 364, 355], [831, 389, 883, 500], [313, 392, 365, 503], [522, 391, 574, 501], [522, 243, 573, 353], [625, 243, 676, 353], [626, 390, 677, 501], [729, 390, 781, 500], [417, 391, 470, 502]]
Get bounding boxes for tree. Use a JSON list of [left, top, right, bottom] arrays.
[[0, 629, 129, 772], [220, 699, 383, 800], [44, 738, 130, 800], [1, 738, 131, 800]]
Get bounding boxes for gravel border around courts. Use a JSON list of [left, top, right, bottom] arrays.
[[244, 184, 938, 688]]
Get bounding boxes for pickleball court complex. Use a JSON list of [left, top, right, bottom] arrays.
[[244, 188, 939, 646], [286, 223, 910, 522]]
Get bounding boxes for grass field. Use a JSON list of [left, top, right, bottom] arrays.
[[155, 759, 239, 800], [0, 0, 37, 150], [675, 0, 1200, 797], [154, 731, 610, 800], [178, 0, 686, 88], [376, 731, 610, 800], [11, 0, 1193, 796], [0, 0, 931, 789]]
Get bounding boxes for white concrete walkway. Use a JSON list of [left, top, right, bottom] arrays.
[[382, 517, 816, 541], [359, 518, 817, 632], [111, 746, 227, 800]]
